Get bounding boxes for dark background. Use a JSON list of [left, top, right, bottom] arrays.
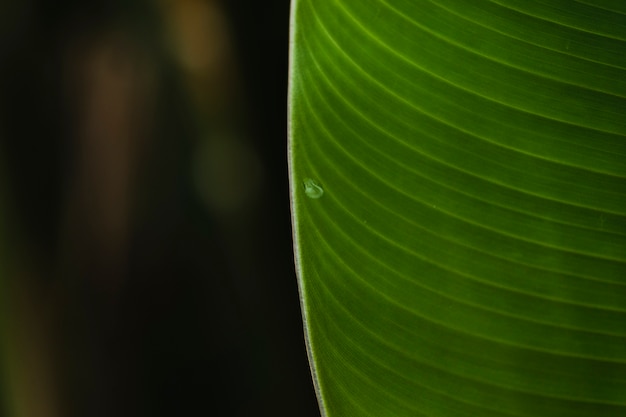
[[0, 0, 320, 415]]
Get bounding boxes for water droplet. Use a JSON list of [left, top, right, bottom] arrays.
[[303, 178, 324, 199]]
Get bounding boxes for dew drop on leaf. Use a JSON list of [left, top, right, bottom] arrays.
[[303, 178, 324, 199]]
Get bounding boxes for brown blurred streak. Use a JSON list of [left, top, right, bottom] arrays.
[[61, 29, 157, 295], [2, 21, 160, 417]]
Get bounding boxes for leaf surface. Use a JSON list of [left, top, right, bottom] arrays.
[[289, 1, 626, 416]]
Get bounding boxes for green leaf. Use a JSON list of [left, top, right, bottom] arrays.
[[288, 1, 626, 416]]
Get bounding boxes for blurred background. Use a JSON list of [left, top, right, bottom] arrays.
[[0, 0, 320, 416]]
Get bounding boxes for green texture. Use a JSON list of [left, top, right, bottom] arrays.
[[288, 1, 626, 416]]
